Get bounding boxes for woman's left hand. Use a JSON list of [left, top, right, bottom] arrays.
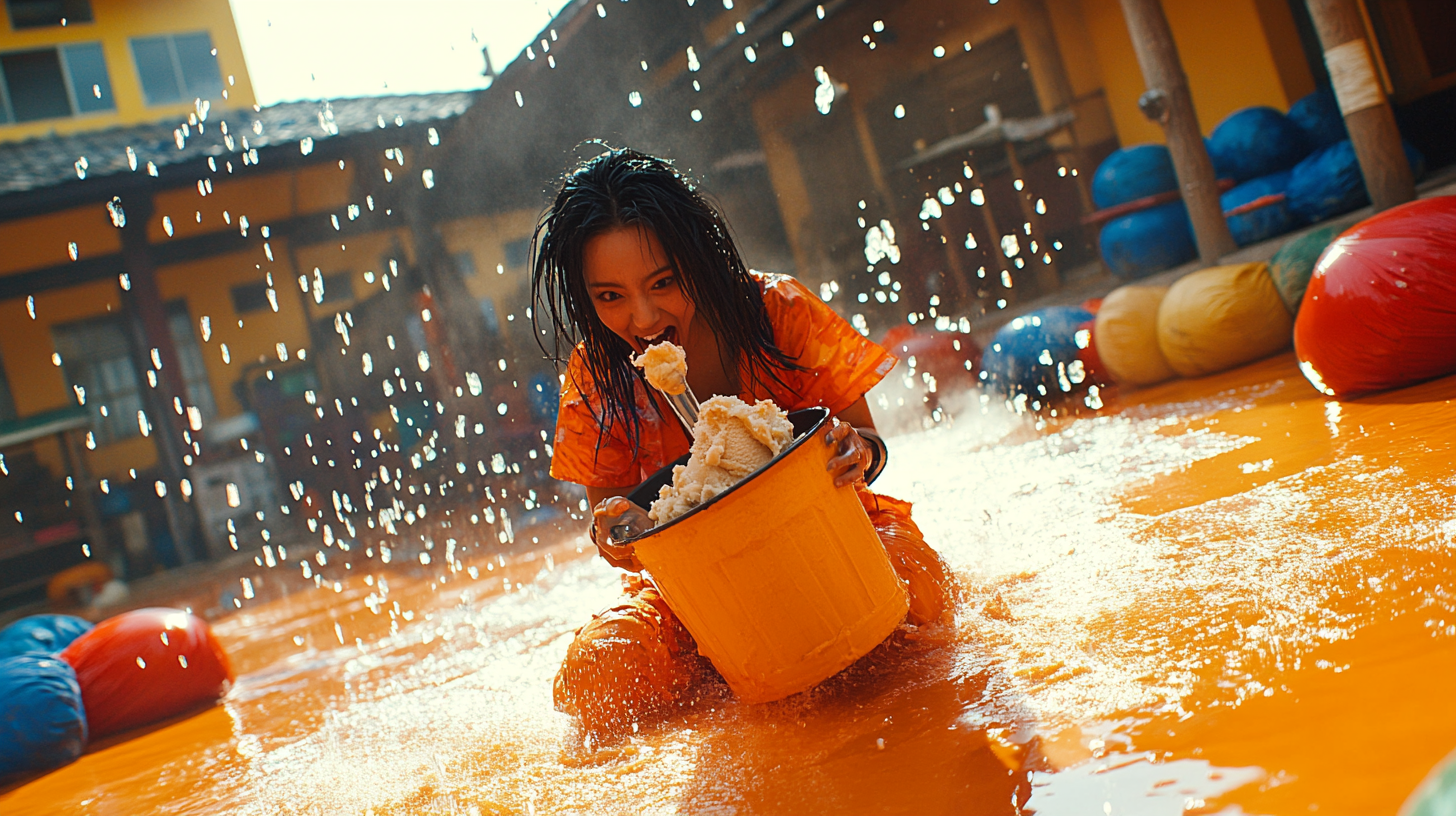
[[823, 419, 871, 487]]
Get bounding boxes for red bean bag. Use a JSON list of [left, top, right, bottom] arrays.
[[1294, 196, 1456, 397], [881, 325, 982, 390], [59, 608, 233, 739]]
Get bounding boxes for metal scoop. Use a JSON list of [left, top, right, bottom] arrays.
[[606, 382, 700, 543], [658, 383, 701, 434]]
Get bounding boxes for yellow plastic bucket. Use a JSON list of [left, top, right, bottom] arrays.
[[626, 408, 909, 704]]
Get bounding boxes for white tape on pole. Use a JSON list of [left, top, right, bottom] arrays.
[[1325, 39, 1384, 115]]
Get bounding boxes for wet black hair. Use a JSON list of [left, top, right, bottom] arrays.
[[531, 146, 798, 452]]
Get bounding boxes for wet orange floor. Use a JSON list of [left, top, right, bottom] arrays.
[[3, 352, 1454, 815]]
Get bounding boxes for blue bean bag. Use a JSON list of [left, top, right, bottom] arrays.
[[0, 615, 93, 659], [0, 655, 87, 779], [1287, 88, 1347, 150], [979, 306, 1095, 400], [1091, 144, 1178, 209], [1207, 107, 1311, 182], [1222, 171, 1297, 247], [1287, 139, 1427, 224], [1099, 200, 1197, 278]]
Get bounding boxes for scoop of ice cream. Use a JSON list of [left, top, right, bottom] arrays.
[[649, 395, 795, 524], [633, 341, 688, 395]]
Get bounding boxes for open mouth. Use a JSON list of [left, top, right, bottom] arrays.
[[635, 325, 678, 351]]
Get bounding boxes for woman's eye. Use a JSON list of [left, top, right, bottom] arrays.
[[652, 276, 677, 290], [597, 291, 621, 302]]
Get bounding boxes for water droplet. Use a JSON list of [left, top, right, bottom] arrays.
[[814, 66, 835, 114], [628, 91, 643, 107], [893, 104, 905, 119]]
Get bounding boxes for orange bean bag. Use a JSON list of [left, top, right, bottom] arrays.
[[1094, 285, 1177, 386], [60, 608, 233, 739]]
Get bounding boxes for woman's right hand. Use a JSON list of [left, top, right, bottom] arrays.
[[591, 496, 651, 571]]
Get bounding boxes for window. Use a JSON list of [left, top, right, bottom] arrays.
[[319, 271, 354, 304], [503, 237, 531, 269], [231, 282, 269, 314], [131, 31, 222, 106], [479, 297, 500, 334], [166, 305, 216, 422], [0, 352, 18, 425], [6, 0, 92, 30], [54, 307, 216, 446], [452, 251, 478, 276], [53, 315, 141, 445], [0, 42, 112, 123]]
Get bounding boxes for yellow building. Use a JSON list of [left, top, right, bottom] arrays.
[[2, 0, 1449, 608], [0, 0, 516, 608], [0, 0, 256, 143]]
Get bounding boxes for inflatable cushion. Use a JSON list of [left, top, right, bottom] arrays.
[[1222, 171, 1297, 247], [979, 306, 1094, 400], [1100, 200, 1197, 279], [0, 615, 93, 659], [1207, 107, 1311, 182], [1157, 262, 1293, 378], [1287, 139, 1427, 224], [1267, 225, 1340, 314], [1094, 285, 1177, 386], [1287, 88, 1347, 150], [1092, 144, 1178, 209], [0, 654, 87, 779], [1294, 196, 1456, 397], [60, 608, 233, 739]]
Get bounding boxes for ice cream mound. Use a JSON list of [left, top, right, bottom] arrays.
[[633, 341, 688, 395], [649, 395, 796, 525]]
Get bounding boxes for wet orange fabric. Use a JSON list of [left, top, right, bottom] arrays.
[[858, 490, 956, 627], [550, 272, 898, 488], [553, 490, 952, 732], [552, 579, 710, 735]]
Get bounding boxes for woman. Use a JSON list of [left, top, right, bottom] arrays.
[[532, 148, 953, 736]]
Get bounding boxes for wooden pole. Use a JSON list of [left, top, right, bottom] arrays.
[[1117, 0, 1237, 263], [1303, 0, 1415, 212], [118, 193, 204, 563]]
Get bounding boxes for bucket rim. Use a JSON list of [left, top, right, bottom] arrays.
[[623, 406, 830, 541]]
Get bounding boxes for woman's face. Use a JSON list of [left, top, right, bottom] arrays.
[[581, 225, 696, 355]]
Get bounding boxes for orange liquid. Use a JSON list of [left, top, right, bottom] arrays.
[[4, 352, 1453, 815]]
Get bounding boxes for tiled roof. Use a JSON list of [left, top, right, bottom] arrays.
[[0, 92, 475, 197]]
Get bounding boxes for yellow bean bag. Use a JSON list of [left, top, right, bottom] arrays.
[[1157, 261, 1293, 377], [1094, 285, 1177, 386]]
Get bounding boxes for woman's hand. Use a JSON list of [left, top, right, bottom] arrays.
[[823, 419, 872, 487], [590, 496, 651, 571]]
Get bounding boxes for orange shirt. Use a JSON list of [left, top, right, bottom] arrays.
[[550, 272, 898, 488]]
